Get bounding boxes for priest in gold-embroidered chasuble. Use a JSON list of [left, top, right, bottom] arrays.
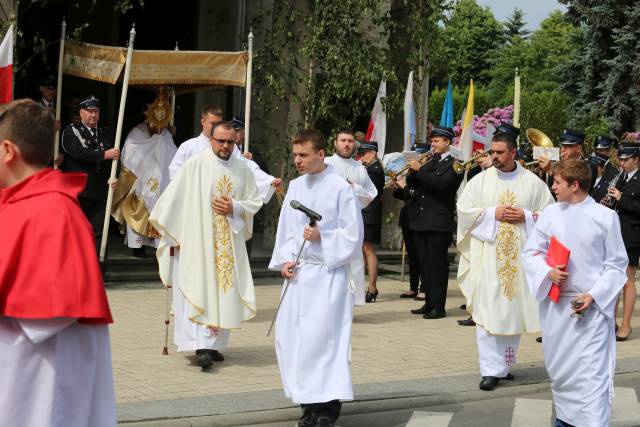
[[150, 146, 262, 353], [457, 162, 554, 378]]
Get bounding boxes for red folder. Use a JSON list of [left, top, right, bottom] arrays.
[[545, 236, 570, 303]]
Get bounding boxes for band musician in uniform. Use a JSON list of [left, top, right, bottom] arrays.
[[358, 141, 385, 302], [397, 126, 463, 319], [603, 143, 639, 342], [390, 144, 429, 300]]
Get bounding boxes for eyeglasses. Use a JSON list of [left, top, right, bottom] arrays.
[[212, 138, 236, 146]]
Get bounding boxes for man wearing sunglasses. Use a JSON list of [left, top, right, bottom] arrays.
[[150, 121, 263, 370]]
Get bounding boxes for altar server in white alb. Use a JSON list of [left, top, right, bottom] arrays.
[[522, 159, 628, 427], [150, 121, 262, 369], [169, 105, 281, 203], [112, 91, 176, 257], [269, 129, 363, 427], [324, 128, 377, 306], [168, 104, 223, 179], [456, 123, 554, 391], [0, 100, 115, 427]]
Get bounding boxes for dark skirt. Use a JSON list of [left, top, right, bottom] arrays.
[[363, 223, 381, 244]]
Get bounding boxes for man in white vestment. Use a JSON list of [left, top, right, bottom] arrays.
[[456, 123, 554, 391], [269, 129, 363, 427], [522, 159, 628, 427], [168, 105, 223, 179], [325, 128, 377, 306], [150, 122, 262, 369], [113, 95, 177, 257]]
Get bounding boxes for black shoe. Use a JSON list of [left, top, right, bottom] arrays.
[[411, 304, 429, 315], [536, 336, 543, 343], [460, 304, 467, 310], [195, 350, 213, 369], [400, 291, 418, 298], [207, 350, 225, 361], [479, 376, 499, 391], [296, 407, 317, 427], [616, 328, 632, 341], [423, 309, 446, 319], [315, 417, 335, 427], [457, 316, 476, 326], [479, 373, 514, 391], [365, 289, 379, 303]]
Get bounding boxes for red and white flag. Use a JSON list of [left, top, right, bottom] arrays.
[[365, 79, 386, 159], [0, 25, 13, 104]]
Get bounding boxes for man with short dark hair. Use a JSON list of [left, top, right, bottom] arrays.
[[269, 128, 363, 427], [151, 121, 262, 369], [325, 128, 377, 305], [457, 122, 554, 391], [168, 104, 223, 178], [0, 99, 115, 426], [402, 126, 463, 318], [523, 159, 627, 427], [61, 95, 119, 243]]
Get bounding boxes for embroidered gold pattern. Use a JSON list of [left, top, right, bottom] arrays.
[[146, 177, 160, 196], [213, 175, 234, 293], [496, 189, 519, 300]]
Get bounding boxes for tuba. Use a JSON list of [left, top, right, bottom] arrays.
[[523, 128, 555, 171]]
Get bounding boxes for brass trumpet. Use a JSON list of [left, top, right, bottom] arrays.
[[385, 149, 434, 181], [452, 152, 489, 174]]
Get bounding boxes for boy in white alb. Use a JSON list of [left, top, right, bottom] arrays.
[[522, 159, 628, 427]]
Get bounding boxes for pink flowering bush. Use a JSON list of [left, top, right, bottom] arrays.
[[453, 105, 514, 144]]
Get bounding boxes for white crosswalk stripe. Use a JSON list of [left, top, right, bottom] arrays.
[[510, 398, 553, 427], [400, 388, 640, 427], [611, 387, 640, 427], [404, 411, 454, 427]]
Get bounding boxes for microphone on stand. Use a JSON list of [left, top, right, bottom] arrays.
[[290, 200, 322, 222]]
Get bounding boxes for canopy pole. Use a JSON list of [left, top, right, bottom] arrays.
[[99, 24, 136, 263], [170, 42, 178, 127], [243, 29, 253, 154], [53, 18, 65, 169]]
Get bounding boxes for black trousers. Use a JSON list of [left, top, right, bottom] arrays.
[[79, 196, 106, 247], [301, 400, 341, 422], [412, 230, 451, 312], [402, 226, 422, 293]]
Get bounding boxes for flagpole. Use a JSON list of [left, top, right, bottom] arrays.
[[99, 24, 136, 263], [513, 67, 521, 129], [243, 29, 253, 154], [53, 18, 65, 170]]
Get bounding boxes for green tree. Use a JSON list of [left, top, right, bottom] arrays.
[[437, 0, 504, 86], [559, 0, 634, 134], [503, 7, 530, 41]]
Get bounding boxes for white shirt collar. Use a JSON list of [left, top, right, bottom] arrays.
[[627, 168, 638, 180]]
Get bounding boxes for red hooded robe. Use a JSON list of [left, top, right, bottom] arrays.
[[0, 168, 112, 324]]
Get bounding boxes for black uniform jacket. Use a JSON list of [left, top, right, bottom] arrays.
[[362, 159, 385, 225], [402, 154, 464, 233], [617, 171, 640, 247], [61, 123, 114, 199], [591, 162, 621, 204]]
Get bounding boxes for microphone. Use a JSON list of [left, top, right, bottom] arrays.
[[290, 200, 322, 222]]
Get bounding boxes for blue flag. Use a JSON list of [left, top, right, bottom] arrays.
[[439, 79, 454, 128]]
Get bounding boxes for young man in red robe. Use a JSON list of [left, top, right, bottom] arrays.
[[0, 99, 116, 427]]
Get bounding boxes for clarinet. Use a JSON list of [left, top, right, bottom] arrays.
[[602, 169, 625, 208]]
